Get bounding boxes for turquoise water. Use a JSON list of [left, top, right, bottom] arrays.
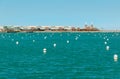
[[0, 32, 120, 79]]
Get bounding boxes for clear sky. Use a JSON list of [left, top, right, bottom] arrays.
[[0, 0, 120, 29]]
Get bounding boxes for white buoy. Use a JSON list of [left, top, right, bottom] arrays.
[[104, 41, 107, 44], [43, 50, 46, 54], [53, 43, 56, 47], [103, 37, 106, 39], [75, 37, 78, 40], [8, 36, 11, 38], [16, 41, 19, 45], [12, 39, 14, 41], [106, 46, 109, 50], [43, 48, 47, 54], [114, 54, 118, 62], [44, 36, 47, 39], [43, 48, 47, 51], [33, 40, 35, 42], [67, 40, 69, 43]]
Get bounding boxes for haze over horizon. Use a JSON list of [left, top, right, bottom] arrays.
[[0, 0, 120, 30]]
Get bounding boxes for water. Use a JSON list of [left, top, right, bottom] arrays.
[[0, 32, 120, 79]]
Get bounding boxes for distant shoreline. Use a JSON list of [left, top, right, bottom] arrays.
[[0, 30, 120, 33]]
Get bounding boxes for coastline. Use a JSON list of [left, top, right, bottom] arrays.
[[0, 30, 120, 33]]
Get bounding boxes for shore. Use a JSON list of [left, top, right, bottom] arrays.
[[1, 30, 120, 33]]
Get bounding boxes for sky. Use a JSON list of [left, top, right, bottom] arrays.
[[0, 0, 120, 30]]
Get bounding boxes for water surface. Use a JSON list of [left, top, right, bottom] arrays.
[[0, 32, 120, 79]]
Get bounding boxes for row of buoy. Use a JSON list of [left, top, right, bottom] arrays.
[[43, 43, 57, 54], [15, 40, 35, 45], [103, 35, 118, 62], [104, 36, 110, 51], [43, 40, 70, 54], [14, 33, 119, 62]]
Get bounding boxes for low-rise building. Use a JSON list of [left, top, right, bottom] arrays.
[[0, 26, 4, 32]]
